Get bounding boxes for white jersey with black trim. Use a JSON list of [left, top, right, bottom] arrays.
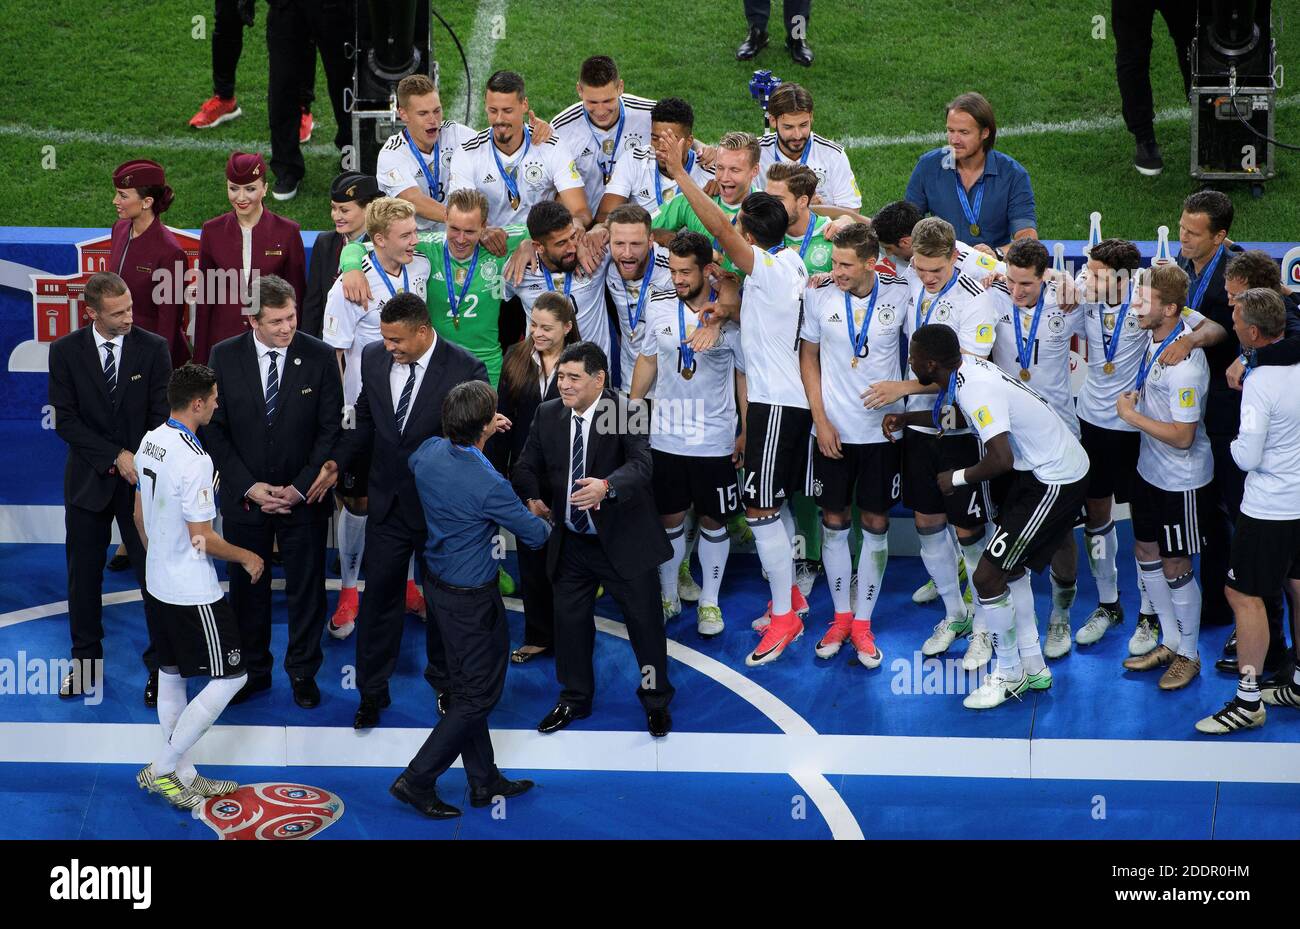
[[984, 278, 1083, 435], [448, 128, 583, 227], [604, 144, 716, 217], [903, 270, 997, 432], [551, 94, 656, 213], [136, 423, 224, 606], [604, 245, 675, 391], [758, 132, 861, 209], [1235, 362, 1300, 520], [376, 121, 477, 230], [640, 290, 746, 457], [322, 252, 431, 405], [955, 357, 1089, 484], [800, 274, 909, 444], [1135, 320, 1213, 492], [508, 255, 613, 368], [740, 244, 809, 408]]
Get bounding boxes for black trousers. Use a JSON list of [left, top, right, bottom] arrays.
[[64, 481, 157, 670], [266, 0, 353, 184], [551, 531, 674, 712], [517, 539, 554, 649], [1112, 0, 1195, 145], [744, 0, 811, 33], [212, 0, 314, 104], [356, 508, 446, 699], [224, 515, 328, 681], [405, 580, 508, 792]]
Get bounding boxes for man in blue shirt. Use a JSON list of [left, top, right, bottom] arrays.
[[390, 380, 550, 819], [904, 92, 1037, 254]]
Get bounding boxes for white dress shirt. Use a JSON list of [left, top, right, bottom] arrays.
[[389, 335, 438, 433]]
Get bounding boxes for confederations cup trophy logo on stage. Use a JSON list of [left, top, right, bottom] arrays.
[[197, 783, 345, 840]]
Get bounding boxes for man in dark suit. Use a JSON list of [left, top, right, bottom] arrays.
[[48, 272, 170, 704], [307, 292, 489, 728], [299, 172, 377, 338], [512, 341, 675, 737], [203, 274, 343, 708]]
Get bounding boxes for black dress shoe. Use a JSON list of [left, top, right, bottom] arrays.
[[470, 776, 534, 808], [107, 553, 131, 572], [786, 35, 813, 66], [354, 696, 383, 729], [59, 672, 80, 699], [510, 645, 552, 664], [647, 707, 672, 738], [736, 27, 768, 60], [1223, 631, 1237, 657], [436, 691, 449, 717], [228, 675, 272, 705], [1216, 647, 1290, 676], [143, 670, 158, 708], [390, 774, 461, 819], [291, 676, 320, 709], [537, 703, 590, 734]]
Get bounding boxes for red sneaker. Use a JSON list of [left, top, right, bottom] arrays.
[[851, 619, 883, 669], [328, 587, 358, 639], [299, 109, 314, 143], [815, 612, 854, 659], [405, 579, 426, 619], [746, 611, 803, 667], [189, 95, 242, 129], [751, 583, 813, 632]]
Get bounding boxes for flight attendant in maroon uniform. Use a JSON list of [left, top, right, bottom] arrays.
[[109, 160, 191, 367], [193, 151, 306, 364]]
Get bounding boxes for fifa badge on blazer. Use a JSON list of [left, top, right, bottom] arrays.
[[300, 387, 312, 395], [130, 373, 142, 381]]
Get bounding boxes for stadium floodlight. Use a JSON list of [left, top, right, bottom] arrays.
[[1084, 211, 1102, 258]]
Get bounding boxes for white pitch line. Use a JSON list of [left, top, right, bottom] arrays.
[[0, 123, 340, 157], [464, 0, 509, 129]]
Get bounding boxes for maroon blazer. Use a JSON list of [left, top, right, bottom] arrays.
[[109, 218, 191, 367], [193, 209, 306, 364]]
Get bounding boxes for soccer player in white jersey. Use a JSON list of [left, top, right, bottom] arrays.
[[892, 326, 1089, 708], [872, 199, 1005, 289], [656, 127, 812, 666], [630, 231, 747, 636], [863, 218, 996, 666], [800, 224, 909, 668], [598, 97, 716, 222], [757, 83, 861, 209], [323, 197, 431, 630], [133, 364, 264, 808], [449, 70, 590, 229], [1115, 264, 1214, 691], [550, 55, 656, 216], [980, 239, 1084, 659], [603, 204, 675, 389], [1196, 289, 1300, 733], [508, 201, 615, 372]]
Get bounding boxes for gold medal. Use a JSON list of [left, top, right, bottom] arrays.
[[682, 366, 695, 381], [970, 223, 980, 237], [508, 194, 521, 210], [1103, 361, 1115, 374], [851, 357, 859, 369], [1019, 368, 1031, 382], [453, 316, 461, 330]]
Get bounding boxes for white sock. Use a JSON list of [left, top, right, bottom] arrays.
[[338, 508, 366, 589], [698, 526, 730, 607], [918, 525, 965, 618], [821, 523, 852, 614], [856, 528, 888, 621], [1139, 560, 1179, 652], [151, 675, 244, 777], [155, 670, 193, 783], [979, 590, 1021, 678], [681, 510, 698, 567], [1168, 570, 1201, 660], [959, 533, 987, 634], [1136, 555, 1154, 614], [779, 503, 799, 574], [1010, 574, 1045, 673], [659, 524, 686, 603], [750, 514, 794, 616], [1050, 571, 1077, 624], [1085, 520, 1119, 604]]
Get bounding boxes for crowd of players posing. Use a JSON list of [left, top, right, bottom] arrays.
[[102, 55, 1300, 815]]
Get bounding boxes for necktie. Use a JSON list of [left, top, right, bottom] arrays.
[[265, 351, 279, 423], [102, 342, 117, 398], [395, 362, 418, 432], [569, 415, 593, 533]]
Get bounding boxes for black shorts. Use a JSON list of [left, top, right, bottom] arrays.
[[1129, 474, 1210, 558], [985, 472, 1088, 574], [901, 429, 989, 530], [1227, 514, 1300, 597], [652, 449, 741, 521], [742, 403, 812, 510], [1079, 418, 1140, 504], [144, 593, 245, 679], [340, 446, 372, 498], [811, 441, 901, 515]]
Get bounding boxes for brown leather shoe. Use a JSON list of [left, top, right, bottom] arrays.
[[1159, 654, 1201, 690], [1123, 643, 1174, 672]]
